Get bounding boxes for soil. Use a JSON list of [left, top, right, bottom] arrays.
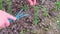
[[0, 0, 60, 34]]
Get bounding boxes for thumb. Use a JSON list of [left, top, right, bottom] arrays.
[[0, 10, 16, 20], [6, 13, 16, 20]]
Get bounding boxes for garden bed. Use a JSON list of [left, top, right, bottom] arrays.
[[0, 0, 60, 34]]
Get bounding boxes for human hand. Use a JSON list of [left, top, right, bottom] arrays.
[[27, 0, 36, 6], [0, 10, 16, 29]]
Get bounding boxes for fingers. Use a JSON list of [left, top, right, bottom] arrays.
[[27, 0, 36, 6], [27, 0, 33, 5], [0, 10, 16, 20], [33, 0, 36, 5], [6, 13, 16, 20], [8, 15, 16, 20], [0, 19, 10, 29]]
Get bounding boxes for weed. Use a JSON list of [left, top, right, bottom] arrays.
[[33, 6, 39, 25], [51, 18, 56, 22], [31, 30, 40, 34], [33, 5, 48, 25], [41, 6, 48, 17], [0, 0, 3, 10], [58, 14, 60, 30], [22, 4, 27, 11], [42, 0, 45, 4], [20, 29, 31, 34], [44, 28, 49, 31], [58, 14, 60, 33], [20, 30, 24, 34], [42, 26, 49, 31], [55, 2, 60, 11], [5, 0, 12, 14]]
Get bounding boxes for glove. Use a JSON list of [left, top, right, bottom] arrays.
[[27, 0, 36, 6], [0, 10, 16, 29]]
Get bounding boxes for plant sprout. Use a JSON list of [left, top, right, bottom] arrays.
[[41, 6, 48, 17], [0, 0, 3, 10], [22, 4, 27, 11], [5, 0, 12, 14], [55, 2, 60, 11], [58, 14, 60, 30], [20, 30, 24, 34], [33, 6, 39, 25]]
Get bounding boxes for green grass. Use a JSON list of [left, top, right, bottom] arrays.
[[33, 6, 39, 25], [58, 14, 60, 33], [41, 6, 48, 17], [0, 0, 4, 10], [42, 25, 49, 31], [42, 0, 45, 4], [51, 18, 56, 22], [5, 0, 12, 14], [58, 14, 60, 29], [20, 30, 24, 34], [58, 20, 60, 30], [33, 5, 48, 25], [55, 2, 60, 11], [22, 4, 27, 11]]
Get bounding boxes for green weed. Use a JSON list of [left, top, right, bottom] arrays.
[[33, 5, 48, 25], [22, 4, 27, 11], [42, 0, 45, 4], [41, 6, 48, 17], [51, 18, 56, 22], [33, 6, 39, 25], [20, 30, 24, 34], [5, 0, 12, 14], [55, 2, 60, 11], [58, 14, 60, 30], [0, 0, 4, 10], [42, 26, 49, 31]]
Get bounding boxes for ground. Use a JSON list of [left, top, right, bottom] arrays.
[[0, 0, 60, 34]]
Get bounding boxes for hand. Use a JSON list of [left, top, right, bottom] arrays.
[[27, 0, 36, 6], [0, 10, 16, 29]]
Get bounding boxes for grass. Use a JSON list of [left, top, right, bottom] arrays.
[[32, 30, 40, 34], [22, 4, 27, 11], [42, 25, 49, 31], [33, 6, 39, 25], [20, 29, 30, 34], [58, 14, 60, 30], [33, 5, 48, 25], [0, 0, 4, 10], [58, 14, 60, 33], [51, 18, 56, 22], [5, 0, 12, 14], [41, 0, 45, 4], [55, 2, 60, 11], [20, 30, 24, 34], [41, 6, 48, 17]]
